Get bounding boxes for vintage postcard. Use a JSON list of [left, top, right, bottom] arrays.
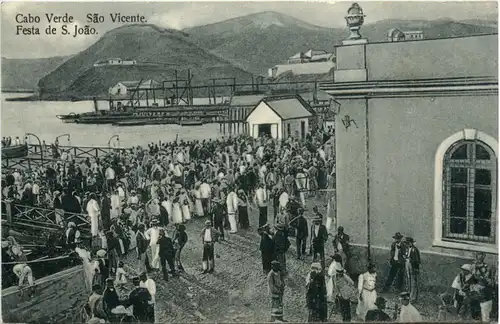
[[0, 1, 498, 323]]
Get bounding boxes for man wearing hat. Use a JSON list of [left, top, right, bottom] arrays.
[[136, 224, 151, 273], [292, 209, 308, 260], [158, 228, 176, 281], [365, 297, 392, 322], [309, 217, 328, 270], [273, 223, 290, 274], [398, 292, 422, 322], [126, 276, 153, 322], [306, 262, 328, 322], [383, 232, 406, 292], [65, 222, 81, 250], [332, 226, 351, 274], [258, 224, 274, 274], [102, 278, 120, 316], [332, 268, 357, 322], [199, 179, 211, 215], [94, 249, 109, 288], [210, 198, 226, 241], [267, 260, 286, 322], [255, 183, 269, 227], [403, 237, 421, 302], [452, 263, 476, 319], [201, 220, 219, 274]]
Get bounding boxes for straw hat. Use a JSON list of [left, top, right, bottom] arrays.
[[461, 264, 473, 272]]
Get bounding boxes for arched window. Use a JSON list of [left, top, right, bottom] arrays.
[[434, 129, 498, 253]]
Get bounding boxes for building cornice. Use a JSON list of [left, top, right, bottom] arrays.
[[320, 76, 498, 99]]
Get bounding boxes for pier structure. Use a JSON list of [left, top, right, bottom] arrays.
[[2, 199, 90, 235], [1, 144, 125, 172]]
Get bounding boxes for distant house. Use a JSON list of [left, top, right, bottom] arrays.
[[388, 29, 424, 42], [94, 58, 138, 67], [246, 94, 315, 140], [269, 49, 336, 79], [268, 61, 335, 79], [287, 49, 333, 64], [108, 79, 160, 96]]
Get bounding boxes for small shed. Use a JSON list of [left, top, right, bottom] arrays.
[[246, 94, 315, 140]]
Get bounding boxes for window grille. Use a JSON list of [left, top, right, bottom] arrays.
[[443, 140, 497, 243]]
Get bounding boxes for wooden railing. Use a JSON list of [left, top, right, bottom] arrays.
[[28, 144, 127, 160], [2, 200, 90, 233]]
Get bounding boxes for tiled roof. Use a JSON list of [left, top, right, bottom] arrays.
[[263, 95, 314, 120], [230, 94, 266, 106]]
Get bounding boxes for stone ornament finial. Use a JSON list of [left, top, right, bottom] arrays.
[[345, 3, 366, 40]]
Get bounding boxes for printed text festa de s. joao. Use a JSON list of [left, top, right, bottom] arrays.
[[15, 13, 147, 36]]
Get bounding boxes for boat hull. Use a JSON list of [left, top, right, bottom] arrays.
[[180, 121, 204, 126], [2, 144, 29, 159]]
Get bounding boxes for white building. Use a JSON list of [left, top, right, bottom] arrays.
[[287, 49, 333, 64], [387, 29, 424, 42], [246, 94, 315, 140], [108, 79, 160, 96], [94, 58, 138, 67]]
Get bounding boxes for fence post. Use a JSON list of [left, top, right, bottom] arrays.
[[5, 199, 13, 223]]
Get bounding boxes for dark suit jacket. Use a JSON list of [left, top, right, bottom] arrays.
[[158, 236, 175, 259], [127, 287, 152, 321], [310, 224, 328, 249], [273, 230, 290, 254], [136, 231, 148, 254], [333, 233, 350, 255], [294, 217, 309, 239], [390, 241, 406, 264], [405, 246, 421, 271]]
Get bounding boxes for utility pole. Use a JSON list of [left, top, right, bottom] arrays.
[[175, 70, 179, 105]]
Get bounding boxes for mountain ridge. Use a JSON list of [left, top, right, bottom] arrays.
[[2, 11, 497, 93], [184, 13, 497, 74], [36, 24, 254, 99]]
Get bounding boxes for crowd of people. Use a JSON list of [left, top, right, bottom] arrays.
[[1, 127, 497, 323]]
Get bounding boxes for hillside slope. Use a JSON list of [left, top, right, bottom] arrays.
[[1, 56, 70, 91], [184, 12, 339, 75], [184, 12, 497, 75], [37, 24, 253, 99]]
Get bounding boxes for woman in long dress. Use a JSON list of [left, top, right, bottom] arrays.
[[181, 198, 192, 222], [164, 195, 173, 223], [171, 196, 183, 224], [86, 194, 100, 237], [145, 220, 161, 269], [192, 185, 204, 217], [226, 188, 239, 233], [295, 171, 307, 207], [237, 189, 250, 229]]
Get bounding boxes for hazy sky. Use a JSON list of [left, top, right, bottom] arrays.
[[1, 1, 497, 59]]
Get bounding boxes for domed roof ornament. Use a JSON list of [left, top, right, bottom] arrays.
[[345, 3, 366, 40]]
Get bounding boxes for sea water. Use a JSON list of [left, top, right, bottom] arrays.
[[1, 93, 224, 147]]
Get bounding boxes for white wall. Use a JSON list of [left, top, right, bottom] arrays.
[[270, 62, 335, 78], [109, 84, 128, 96], [246, 102, 282, 139]]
